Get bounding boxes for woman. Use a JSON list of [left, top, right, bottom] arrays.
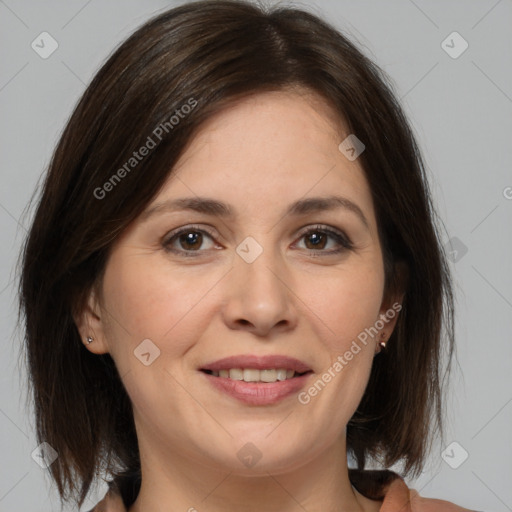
[[18, 1, 477, 510]]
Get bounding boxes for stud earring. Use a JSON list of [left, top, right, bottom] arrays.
[[378, 333, 387, 350], [86, 336, 94, 344]]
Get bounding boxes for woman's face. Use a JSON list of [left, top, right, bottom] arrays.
[[83, 89, 399, 474]]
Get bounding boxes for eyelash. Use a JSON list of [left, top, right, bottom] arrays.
[[162, 224, 353, 257]]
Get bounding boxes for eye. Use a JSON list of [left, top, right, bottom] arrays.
[[162, 224, 353, 257], [294, 225, 353, 255], [162, 225, 218, 256]]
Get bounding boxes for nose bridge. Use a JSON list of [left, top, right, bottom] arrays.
[[235, 233, 286, 299], [222, 233, 297, 334]]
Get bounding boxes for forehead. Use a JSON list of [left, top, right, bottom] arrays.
[[175, 89, 347, 173], [148, 90, 377, 231]]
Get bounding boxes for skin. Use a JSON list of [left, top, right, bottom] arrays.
[[77, 88, 403, 512]]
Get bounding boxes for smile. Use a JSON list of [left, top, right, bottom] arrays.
[[201, 368, 310, 383]]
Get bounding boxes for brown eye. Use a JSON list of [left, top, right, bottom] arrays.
[[163, 226, 217, 256], [295, 226, 353, 254], [177, 231, 203, 250], [303, 231, 328, 250]]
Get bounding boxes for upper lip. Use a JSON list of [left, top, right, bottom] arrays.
[[200, 355, 312, 373]]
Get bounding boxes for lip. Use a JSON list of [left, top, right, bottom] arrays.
[[199, 355, 314, 406], [200, 371, 313, 405], [200, 354, 312, 373]]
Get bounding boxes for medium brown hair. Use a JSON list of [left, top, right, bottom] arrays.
[[17, 0, 455, 508]]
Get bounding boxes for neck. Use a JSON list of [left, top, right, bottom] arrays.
[[128, 433, 379, 512]]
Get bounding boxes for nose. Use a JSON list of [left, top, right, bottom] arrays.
[[221, 244, 298, 337]]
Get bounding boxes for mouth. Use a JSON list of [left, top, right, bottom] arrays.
[[198, 355, 314, 404], [200, 368, 313, 383], [201, 368, 312, 383], [199, 354, 313, 384]]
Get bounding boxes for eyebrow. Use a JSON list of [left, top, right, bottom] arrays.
[[140, 195, 370, 230]]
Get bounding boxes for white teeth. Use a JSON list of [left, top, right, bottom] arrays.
[[267, 369, 285, 382], [229, 369, 243, 380], [276, 368, 288, 380], [211, 368, 299, 382], [244, 369, 261, 381]]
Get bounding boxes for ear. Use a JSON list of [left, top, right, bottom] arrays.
[[73, 285, 110, 355], [377, 260, 408, 338]]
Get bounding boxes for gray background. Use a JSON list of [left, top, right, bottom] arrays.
[[1, 0, 511, 510]]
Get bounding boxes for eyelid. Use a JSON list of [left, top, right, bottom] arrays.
[[161, 224, 216, 256], [164, 224, 217, 239], [162, 223, 353, 255], [296, 223, 347, 238], [293, 224, 353, 251]]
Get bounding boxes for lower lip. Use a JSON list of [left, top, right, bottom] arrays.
[[200, 371, 313, 405]]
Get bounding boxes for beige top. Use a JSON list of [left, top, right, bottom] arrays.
[[88, 470, 477, 512]]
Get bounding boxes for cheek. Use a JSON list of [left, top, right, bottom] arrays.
[[102, 257, 176, 336], [302, 267, 384, 422], [100, 255, 213, 416], [101, 253, 224, 358], [304, 261, 385, 347]]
